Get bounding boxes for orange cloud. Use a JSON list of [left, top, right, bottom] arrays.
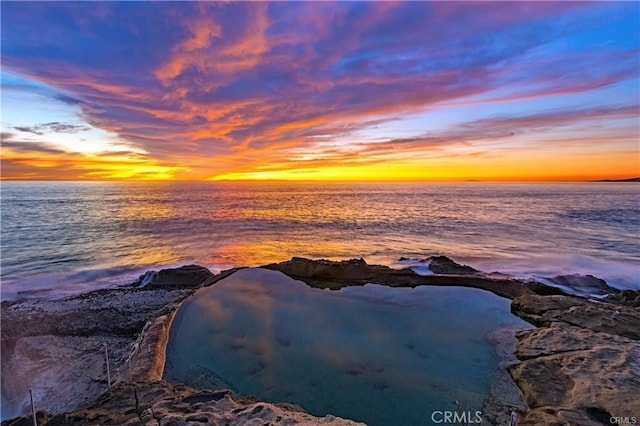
[[1, 143, 187, 180]]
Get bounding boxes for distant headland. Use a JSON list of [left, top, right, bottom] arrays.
[[590, 177, 640, 182]]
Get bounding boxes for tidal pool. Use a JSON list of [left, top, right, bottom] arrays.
[[164, 268, 530, 425]]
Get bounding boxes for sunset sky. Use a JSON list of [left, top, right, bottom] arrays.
[[1, 2, 638, 181]]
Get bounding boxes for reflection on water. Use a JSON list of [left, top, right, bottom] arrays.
[[164, 268, 531, 426]]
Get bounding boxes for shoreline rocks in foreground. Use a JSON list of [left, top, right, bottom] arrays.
[[2, 256, 639, 425], [508, 293, 640, 425], [27, 382, 364, 426]]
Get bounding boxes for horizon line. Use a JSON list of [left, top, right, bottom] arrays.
[[1, 177, 639, 184]]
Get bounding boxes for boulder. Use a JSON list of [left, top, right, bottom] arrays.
[[426, 255, 479, 275], [266, 257, 376, 282], [133, 265, 213, 288], [544, 273, 618, 296]]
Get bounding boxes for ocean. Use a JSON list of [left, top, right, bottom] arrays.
[[1, 181, 638, 299]]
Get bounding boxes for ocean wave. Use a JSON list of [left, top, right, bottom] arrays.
[[0, 262, 233, 302], [464, 253, 639, 291]]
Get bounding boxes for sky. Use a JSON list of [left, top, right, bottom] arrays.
[[1, 1, 639, 181]]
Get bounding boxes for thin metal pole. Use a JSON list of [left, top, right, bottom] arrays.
[[29, 388, 37, 426], [104, 343, 111, 388]]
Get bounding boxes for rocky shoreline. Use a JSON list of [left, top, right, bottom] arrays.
[[2, 257, 638, 425]]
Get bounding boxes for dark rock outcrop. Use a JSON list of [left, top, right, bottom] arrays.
[[426, 255, 479, 275], [544, 273, 619, 296], [132, 265, 214, 288], [605, 289, 640, 307], [264, 256, 536, 299]]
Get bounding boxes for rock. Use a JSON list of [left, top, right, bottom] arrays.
[[267, 257, 376, 282], [0, 288, 186, 417], [0, 268, 223, 419], [510, 323, 639, 411], [516, 408, 605, 426], [543, 273, 618, 296], [133, 265, 213, 288], [263, 257, 423, 289], [426, 255, 479, 275], [509, 293, 640, 424], [11, 381, 363, 426], [605, 289, 640, 307], [513, 322, 634, 359], [523, 281, 567, 296], [264, 257, 536, 299], [481, 326, 529, 426], [511, 293, 640, 340]]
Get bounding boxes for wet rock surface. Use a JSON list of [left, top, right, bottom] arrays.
[[264, 256, 538, 299], [131, 265, 214, 289], [425, 255, 479, 275], [605, 289, 640, 307], [542, 273, 621, 297]]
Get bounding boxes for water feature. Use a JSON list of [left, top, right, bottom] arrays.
[[164, 268, 531, 425]]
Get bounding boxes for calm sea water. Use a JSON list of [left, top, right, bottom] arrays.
[[1, 181, 638, 299]]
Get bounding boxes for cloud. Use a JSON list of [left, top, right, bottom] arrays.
[[354, 104, 640, 155], [1, 142, 187, 180], [13, 126, 45, 135], [1, 140, 70, 155], [54, 93, 82, 105], [12, 122, 90, 135], [217, 103, 638, 176], [1, 1, 638, 180]]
